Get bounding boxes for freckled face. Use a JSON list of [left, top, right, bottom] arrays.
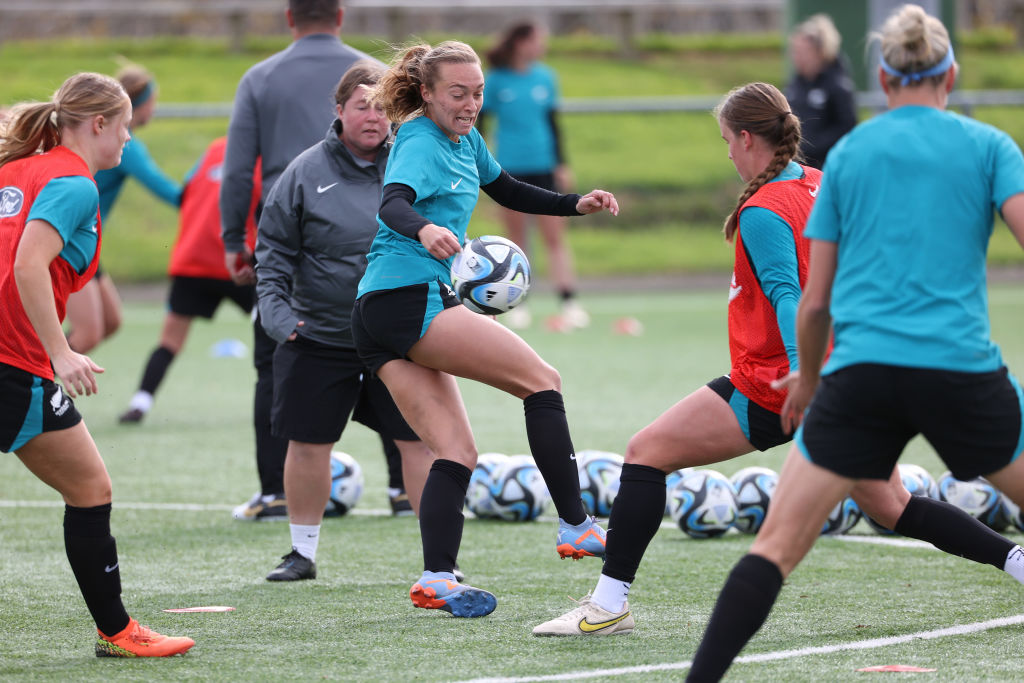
[[421, 61, 484, 142]]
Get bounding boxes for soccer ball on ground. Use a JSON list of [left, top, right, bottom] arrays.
[[730, 466, 778, 534], [937, 471, 1009, 531], [450, 235, 531, 315], [576, 450, 624, 517], [820, 496, 861, 535], [664, 468, 693, 516], [864, 463, 939, 534], [1000, 495, 1024, 533], [325, 451, 364, 516], [465, 452, 509, 518], [467, 454, 550, 522], [668, 469, 737, 539]]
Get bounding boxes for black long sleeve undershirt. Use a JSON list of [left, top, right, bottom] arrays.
[[378, 173, 582, 240]]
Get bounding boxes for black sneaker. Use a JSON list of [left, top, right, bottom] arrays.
[[389, 490, 414, 517], [232, 492, 287, 521], [266, 549, 316, 581], [118, 408, 145, 424]]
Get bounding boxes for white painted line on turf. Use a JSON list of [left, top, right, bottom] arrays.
[[0, 499, 392, 516], [832, 534, 934, 549], [458, 613, 1024, 683]]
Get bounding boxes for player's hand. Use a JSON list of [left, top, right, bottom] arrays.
[[418, 224, 462, 259], [772, 371, 815, 434], [225, 249, 256, 285], [577, 190, 619, 216], [51, 349, 104, 398], [286, 320, 305, 342]]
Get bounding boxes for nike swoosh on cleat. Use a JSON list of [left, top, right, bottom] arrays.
[[578, 612, 630, 633], [104, 563, 119, 573], [317, 182, 339, 193], [425, 578, 460, 591]]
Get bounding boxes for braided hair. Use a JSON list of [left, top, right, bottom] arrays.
[[715, 82, 803, 241]]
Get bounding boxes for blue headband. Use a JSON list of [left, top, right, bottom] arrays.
[[879, 46, 955, 87], [131, 80, 155, 109]]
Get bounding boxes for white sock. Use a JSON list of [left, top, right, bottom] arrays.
[[1004, 545, 1024, 584], [128, 391, 153, 413], [290, 524, 320, 563], [591, 572, 631, 613]]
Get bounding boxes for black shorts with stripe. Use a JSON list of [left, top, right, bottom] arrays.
[[0, 362, 82, 452]]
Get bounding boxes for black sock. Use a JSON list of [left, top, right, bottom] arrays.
[[602, 464, 666, 583], [894, 495, 1015, 568], [138, 345, 175, 395], [687, 554, 783, 683], [63, 504, 130, 637], [381, 435, 404, 490], [559, 290, 575, 302], [254, 364, 287, 496], [419, 459, 471, 573], [523, 390, 586, 525]]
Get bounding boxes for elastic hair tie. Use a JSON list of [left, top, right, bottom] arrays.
[[880, 45, 955, 87]]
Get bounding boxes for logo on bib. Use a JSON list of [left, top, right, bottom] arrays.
[[0, 187, 24, 218]]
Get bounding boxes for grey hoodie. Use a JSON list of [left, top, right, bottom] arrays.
[[255, 120, 389, 347]]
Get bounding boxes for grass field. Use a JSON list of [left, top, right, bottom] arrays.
[[3, 284, 1024, 681]]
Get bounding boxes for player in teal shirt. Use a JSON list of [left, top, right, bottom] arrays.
[[689, 8, 1024, 680], [353, 40, 618, 619]]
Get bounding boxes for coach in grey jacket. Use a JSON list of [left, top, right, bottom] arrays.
[[253, 63, 432, 583]]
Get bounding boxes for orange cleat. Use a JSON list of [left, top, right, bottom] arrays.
[[95, 618, 195, 657]]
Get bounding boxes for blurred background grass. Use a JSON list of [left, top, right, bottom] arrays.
[[3, 30, 1024, 282]]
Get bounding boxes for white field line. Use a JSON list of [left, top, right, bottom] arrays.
[[0, 499, 392, 516], [457, 613, 1024, 683]]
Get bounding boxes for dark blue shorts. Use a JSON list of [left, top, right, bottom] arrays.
[[0, 362, 82, 452], [796, 363, 1024, 481], [707, 375, 790, 452]]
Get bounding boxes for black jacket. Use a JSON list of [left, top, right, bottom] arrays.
[[786, 59, 858, 169]]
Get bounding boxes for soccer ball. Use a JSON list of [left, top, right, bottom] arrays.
[[820, 496, 861, 535], [576, 450, 624, 517], [664, 468, 692, 516], [668, 469, 737, 539], [937, 471, 1009, 531], [468, 454, 549, 522], [465, 452, 509, 518], [864, 463, 939, 535], [1001, 495, 1024, 533], [325, 451, 364, 516], [450, 235, 531, 315], [730, 466, 778, 534]]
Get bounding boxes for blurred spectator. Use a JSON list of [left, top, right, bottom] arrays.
[[68, 64, 182, 353], [785, 14, 858, 169], [479, 21, 588, 331]]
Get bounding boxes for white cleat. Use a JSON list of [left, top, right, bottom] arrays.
[[560, 301, 591, 329], [532, 594, 634, 636]]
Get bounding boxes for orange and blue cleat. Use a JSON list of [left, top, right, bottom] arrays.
[[409, 571, 497, 618], [95, 617, 194, 657], [556, 516, 607, 560]]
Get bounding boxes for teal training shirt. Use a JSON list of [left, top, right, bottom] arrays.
[[26, 176, 100, 274], [482, 63, 559, 174], [359, 116, 502, 296], [805, 106, 1024, 373]]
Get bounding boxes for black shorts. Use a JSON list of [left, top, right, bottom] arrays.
[[0, 363, 82, 452], [707, 375, 790, 451], [168, 276, 254, 319], [271, 335, 418, 444], [352, 280, 460, 374], [796, 363, 1024, 481], [509, 171, 557, 192]]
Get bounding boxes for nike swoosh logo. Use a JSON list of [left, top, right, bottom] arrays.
[[450, 178, 462, 190], [809, 186, 819, 198], [317, 182, 339, 193], [578, 611, 630, 633], [569, 454, 576, 460], [104, 563, 119, 573]]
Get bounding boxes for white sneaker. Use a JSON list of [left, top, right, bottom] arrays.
[[560, 300, 590, 329], [504, 305, 532, 330], [532, 594, 634, 636]]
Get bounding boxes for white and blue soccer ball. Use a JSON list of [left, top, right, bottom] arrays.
[[668, 469, 738, 539], [937, 471, 1009, 531], [465, 452, 509, 518], [325, 451, 364, 516], [664, 468, 693, 516], [576, 450, 624, 517], [450, 235, 531, 315], [467, 454, 549, 522], [730, 466, 778, 534], [1000, 495, 1024, 533], [864, 463, 939, 535], [820, 496, 861, 535]]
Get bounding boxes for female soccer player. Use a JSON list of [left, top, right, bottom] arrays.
[[687, 7, 1024, 680], [0, 72, 193, 657], [67, 64, 182, 353], [535, 78, 1024, 638], [255, 61, 433, 582], [479, 21, 588, 330], [352, 40, 618, 618]]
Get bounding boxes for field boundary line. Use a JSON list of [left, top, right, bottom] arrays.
[[457, 613, 1024, 683]]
